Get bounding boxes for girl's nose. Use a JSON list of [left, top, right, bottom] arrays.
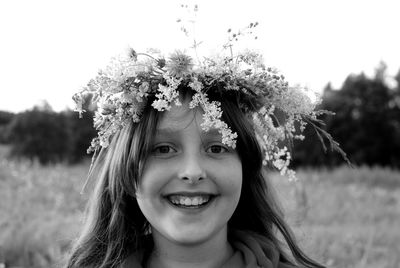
[[178, 154, 206, 184]]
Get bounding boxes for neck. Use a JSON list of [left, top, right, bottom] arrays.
[[147, 227, 233, 268]]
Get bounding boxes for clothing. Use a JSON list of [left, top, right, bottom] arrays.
[[121, 230, 297, 268]]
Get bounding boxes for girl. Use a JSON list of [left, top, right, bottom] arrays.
[[66, 48, 331, 267]]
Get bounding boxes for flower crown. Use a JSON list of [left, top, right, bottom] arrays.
[[73, 20, 345, 180]]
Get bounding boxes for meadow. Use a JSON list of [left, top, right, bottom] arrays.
[[0, 145, 399, 268]]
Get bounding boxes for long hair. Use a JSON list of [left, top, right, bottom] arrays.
[[65, 89, 325, 268], [65, 101, 160, 268], [219, 92, 325, 268]]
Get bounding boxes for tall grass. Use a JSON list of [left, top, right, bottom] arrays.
[[0, 146, 87, 268], [271, 167, 400, 268], [1, 146, 399, 267]]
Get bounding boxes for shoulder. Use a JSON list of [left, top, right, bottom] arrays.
[[230, 229, 300, 268], [120, 253, 143, 268], [278, 262, 300, 268], [120, 236, 153, 268]]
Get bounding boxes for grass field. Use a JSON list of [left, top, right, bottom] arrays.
[[0, 145, 399, 268]]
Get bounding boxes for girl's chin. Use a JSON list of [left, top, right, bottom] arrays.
[[162, 227, 221, 246], [155, 218, 229, 247]]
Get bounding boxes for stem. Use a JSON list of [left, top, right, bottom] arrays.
[[136, 52, 157, 61], [190, 12, 201, 65]]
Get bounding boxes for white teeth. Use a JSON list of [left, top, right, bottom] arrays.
[[184, 198, 191, 206], [168, 195, 211, 207]]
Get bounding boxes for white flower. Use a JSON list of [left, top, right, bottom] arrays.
[[72, 92, 86, 118], [188, 77, 203, 92], [152, 99, 170, 111], [166, 51, 193, 77], [189, 93, 202, 109], [137, 82, 150, 101]]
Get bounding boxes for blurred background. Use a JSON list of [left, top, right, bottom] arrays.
[[0, 0, 399, 267]]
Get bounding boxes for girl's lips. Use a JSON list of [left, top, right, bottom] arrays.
[[163, 192, 217, 209], [164, 191, 217, 197]]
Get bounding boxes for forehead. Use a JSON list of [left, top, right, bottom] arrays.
[[154, 94, 227, 139], [157, 102, 203, 132], [155, 102, 222, 139]]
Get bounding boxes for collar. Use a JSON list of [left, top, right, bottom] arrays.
[[121, 230, 297, 268]]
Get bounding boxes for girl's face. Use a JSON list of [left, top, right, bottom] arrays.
[[136, 100, 242, 246]]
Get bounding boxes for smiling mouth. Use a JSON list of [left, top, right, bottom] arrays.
[[165, 194, 215, 209]]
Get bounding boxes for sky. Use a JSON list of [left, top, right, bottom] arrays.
[[0, 0, 399, 113]]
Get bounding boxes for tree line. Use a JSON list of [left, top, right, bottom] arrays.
[[1, 63, 400, 168], [0, 105, 96, 164], [293, 63, 400, 168]]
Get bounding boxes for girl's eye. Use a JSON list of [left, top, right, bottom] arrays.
[[206, 145, 228, 154], [153, 145, 176, 154]]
